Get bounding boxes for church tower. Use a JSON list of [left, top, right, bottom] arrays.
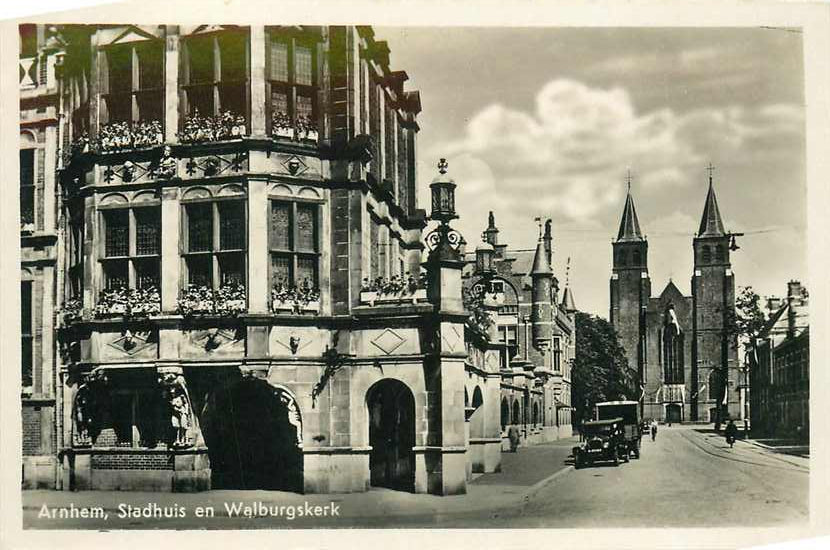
[[690, 170, 737, 422], [610, 187, 651, 400]]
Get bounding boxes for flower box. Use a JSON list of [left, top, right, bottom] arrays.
[[360, 288, 427, 306], [274, 127, 294, 139], [271, 299, 320, 313]]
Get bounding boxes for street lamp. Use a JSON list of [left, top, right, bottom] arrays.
[[430, 158, 457, 224], [475, 239, 495, 274]]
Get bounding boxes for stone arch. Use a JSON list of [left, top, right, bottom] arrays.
[[512, 399, 521, 425], [20, 267, 33, 280], [469, 386, 485, 440], [99, 192, 129, 206], [20, 130, 37, 146], [269, 183, 294, 197], [217, 183, 246, 197], [181, 186, 212, 201], [501, 397, 510, 430], [200, 376, 303, 491], [365, 378, 416, 491], [132, 190, 160, 204], [298, 186, 321, 199]]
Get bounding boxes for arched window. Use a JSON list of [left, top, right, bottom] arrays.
[[532, 402, 540, 425], [715, 245, 725, 263], [501, 398, 509, 429], [702, 246, 712, 264], [512, 400, 521, 425], [662, 305, 685, 384], [632, 249, 642, 265]]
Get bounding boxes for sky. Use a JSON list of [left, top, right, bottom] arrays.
[[378, 27, 806, 317]]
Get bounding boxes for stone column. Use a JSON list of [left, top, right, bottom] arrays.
[[249, 26, 266, 137], [160, 187, 180, 312], [164, 26, 180, 143], [247, 177, 269, 313], [82, 195, 97, 311]]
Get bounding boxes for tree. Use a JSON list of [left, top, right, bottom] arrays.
[[572, 312, 634, 425], [726, 286, 766, 346]]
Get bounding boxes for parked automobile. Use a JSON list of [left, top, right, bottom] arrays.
[[573, 417, 627, 469]]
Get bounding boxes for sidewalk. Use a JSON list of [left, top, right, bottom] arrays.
[[23, 437, 578, 529]]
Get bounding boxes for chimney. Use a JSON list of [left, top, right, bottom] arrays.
[[787, 280, 802, 338]]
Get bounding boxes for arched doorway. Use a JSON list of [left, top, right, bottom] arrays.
[[201, 377, 303, 491], [366, 379, 415, 492], [470, 386, 485, 438], [666, 403, 682, 424]]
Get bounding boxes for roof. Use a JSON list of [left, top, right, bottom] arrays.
[[697, 178, 726, 237], [561, 286, 576, 311], [582, 417, 624, 427], [616, 191, 643, 242], [530, 238, 552, 276]]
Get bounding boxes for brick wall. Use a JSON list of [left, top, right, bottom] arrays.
[[91, 453, 174, 470], [22, 406, 42, 456]]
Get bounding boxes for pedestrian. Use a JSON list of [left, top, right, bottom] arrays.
[[650, 419, 658, 441], [725, 419, 738, 448], [508, 425, 520, 453]]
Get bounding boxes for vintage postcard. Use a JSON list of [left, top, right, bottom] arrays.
[[2, 0, 829, 548]]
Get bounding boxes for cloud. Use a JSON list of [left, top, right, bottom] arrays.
[[424, 79, 803, 242]]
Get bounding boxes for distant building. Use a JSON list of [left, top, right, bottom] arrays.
[[463, 214, 576, 448], [747, 281, 809, 440], [610, 174, 741, 424]]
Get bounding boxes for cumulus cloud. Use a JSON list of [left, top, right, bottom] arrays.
[[423, 78, 803, 244]]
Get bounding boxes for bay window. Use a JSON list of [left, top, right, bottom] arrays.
[[269, 201, 319, 290], [182, 199, 246, 289], [266, 30, 318, 138], [99, 40, 164, 149], [181, 29, 249, 133], [100, 205, 161, 290]]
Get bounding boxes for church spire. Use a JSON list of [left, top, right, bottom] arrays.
[[697, 164, 726, 237], [616, 187, 643, 242]]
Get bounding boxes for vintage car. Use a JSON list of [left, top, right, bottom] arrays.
[[573, 417, 627, 469], [595, 400, 642, 459]]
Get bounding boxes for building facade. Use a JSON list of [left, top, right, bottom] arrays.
[[610, 176, 741, 423], [463, 214, 576, 448], [20, 23, 507, 495], [19, 24, 64, 489], [747, 281, 810, 440]]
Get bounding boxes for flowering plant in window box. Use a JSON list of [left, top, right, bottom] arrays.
[[295, 115, 319, 142], [178, 109, 247, 144], [69, 132, 92, 158], [270, 278, 320, 313], [271, 111, 294, 139], [359, 271, 428, 305], [177, 283, 247, 316], [95, 286, 161, 318], [98, 120, 164, 152], [60, 297, 84, 324]]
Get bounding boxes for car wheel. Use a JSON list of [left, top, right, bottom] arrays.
[[613, 450, 619, 466], [624, 450, 630, 463]]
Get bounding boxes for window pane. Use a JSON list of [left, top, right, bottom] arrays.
[[219, 33, 246, 82], [21, 336, 33, 390], [104, 260, 128, 289], [270, 202, 291, 250], [219, 201, 245, 250], [21, 281, 32, 334], [295, 45, 313, 86], [135, 208, 160, 255], [135, 258, 160, 289], [187, 255, 212, 287], [187, 203, 213, 252], [187, 84, 214, 116], [19, 149, 35, 225], [219, 253, 245, 286], [296, 204, 316, 251], [187, 36, 214, 84], [105, 94, 132, 123], [270, 40, 288, 81], [271, 90, 288, 117], [104, 210, 129, 257], [19, 24, 37, 58], [270, 254, 291, 286], [296, 94, 313, 120], [136, 42, 163, 90], [218, 82, 246, 118], [107, 46, 132, 93], [136, 90, 164, 124], [297, 256, 317, 288]]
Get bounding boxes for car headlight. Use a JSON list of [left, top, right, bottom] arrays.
[[603, 442, 609, 449]]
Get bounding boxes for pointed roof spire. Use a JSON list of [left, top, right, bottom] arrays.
[[616, 184, 643, 242], [561, 286, 576, 312], [698, 164, 726, 237], [530, 237, 552, 276]]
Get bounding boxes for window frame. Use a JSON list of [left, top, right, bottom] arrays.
[[268, 198, 321, 289], [181, 29, 251, 123], [19, 148, 36, 227], [21, 280, 33, 395], [265, 30, 318, 135], [99, 39, 165, 125], [180, 196, 248, 290], [98, 202, 162, 292]]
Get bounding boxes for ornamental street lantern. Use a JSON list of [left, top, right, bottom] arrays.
[[430, 158, 457, 224], [475, 239, 495, 274]]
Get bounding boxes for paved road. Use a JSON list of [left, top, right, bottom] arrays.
[[22, 427, 807, 529]]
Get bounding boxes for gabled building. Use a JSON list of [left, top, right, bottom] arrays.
[[747, 281, 809, 440], [462, 213, 576, 447], [610, 174, 741, 423]]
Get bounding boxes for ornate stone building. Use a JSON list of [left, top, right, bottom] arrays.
[[463, 214, 576, 448], [23, 23, 499, 495], [610, 175, 741, 423], [747, 281, 810, 440], [19, 24, 64, 489]]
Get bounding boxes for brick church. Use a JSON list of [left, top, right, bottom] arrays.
[[610, 174, 741, 424]]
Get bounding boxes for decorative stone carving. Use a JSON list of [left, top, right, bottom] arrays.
[[72, 370, 109, 447], [158, 369, 196, 448], [184, 151, 248, 178], [153, 145, 177, 179], [370, 328, 407, 355]]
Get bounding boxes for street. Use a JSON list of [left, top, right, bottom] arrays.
[[22, 425, 807, 529]]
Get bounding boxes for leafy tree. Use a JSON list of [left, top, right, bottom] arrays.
[[571, 312, 634, 425], [725, 286, 767, 346]]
